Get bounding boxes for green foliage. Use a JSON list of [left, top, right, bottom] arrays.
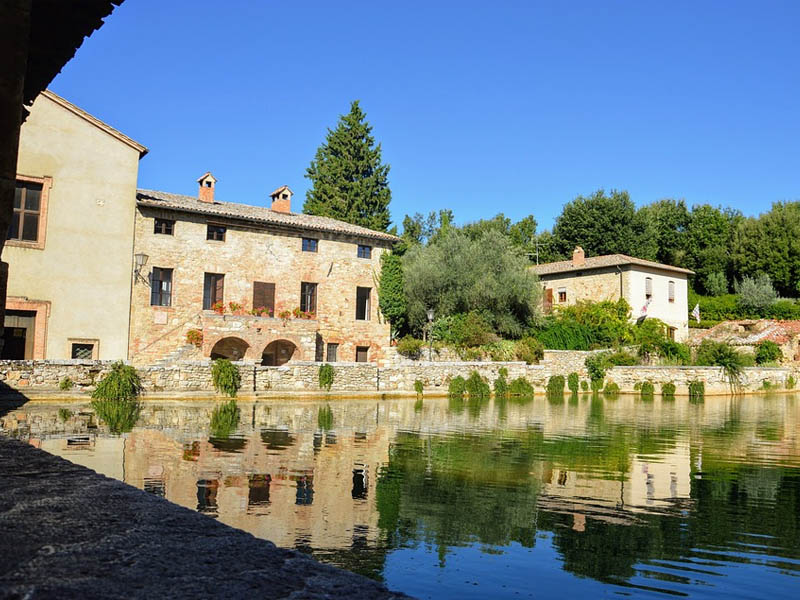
[[694, 340, 745, 389], [754, 340, 782, 365], [210, 400, 240, 439], [515, 337, 543, 364], [586, 350, 638, 383], [546, 375, 565, 398], [396, 335, 424, 358], [580, 379, 589, 392], [787, 375, 796, 390], [688, 380, 705, 402], [318, 363, 335, 391], [448, 376, 467, 397], [414, 379, 424, 396], [304, 100, 391, 232], [567, 372, 579, 393], [639, 381, 655, 401], [735, 274, 778, 313], [494, 370, 509, 398], [761, 380, 775, 391], [465, 371, 491, 399], [603, 382, 620, 398], [590, 378, 604, 392], [92, 397, 140, 434], [484, 340, 516, 361], [536, 299, 632, 350], [57, 408, 73, 422], [212, 359, 241, 397], [92, 361, 142, 401], [634, 318, 668, 360], [59, 377, 74, 391], [317, 404, 334, 431], [657, 340, 692, 365], [704, 271, 729, 296], [378, 252, 407, 333], [661, 382, 676, 398], [535, 319, 594, 350], [508, 377, 534, 397]]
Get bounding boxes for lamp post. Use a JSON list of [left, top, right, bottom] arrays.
[[134, 252, 149, 284], [426, 308, 435, 361]]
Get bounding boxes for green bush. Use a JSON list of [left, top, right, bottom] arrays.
[[590, 378, 604, 392], [537, 299, 633, 350], [210, 399, 240, 438], [318, 363, 334, 391], [414, 379, 424, 396], [433, 311, 495, 347], [661, 382, 676, 398], [59, 377, 74, 391], [736, 274, 778, 313], [657, 340, 691, 365], [465, 371, 490, 399], [580, 380, 589, 392], [535, 319, 594, 350], [317, 404, 334, 431], [448, 376, 467, 397], [567, 372, 579, 393], [761, 380, 775, 391], [546, 375, 565, 398], [493, 370, 509, 398], [754, 340, 782, 365], [515, 337, 544, 364], [603, 381, 620, 398], [212, 359, 241, 397], [787, 375, 796, 390], [484, 340, 516, 362], [766, 299, 800, 320], [585, 350, 638, 383], [688, 380, 705, 402], [93, 361, 142, 401], [57, 408, 73, 422], [397, 335, 425, 358], [639, 381, 655, 401], [508, 377, 534, 396], [634, 318, 669, 360], [694, 340, 745, 389]]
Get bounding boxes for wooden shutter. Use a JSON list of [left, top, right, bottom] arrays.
[[215, 274, 224, 304], [253, 282, 275, 312]]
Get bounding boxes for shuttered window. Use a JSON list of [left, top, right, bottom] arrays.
[[252, 282, 276, 315], [668, 280, 675, 303], [326, 343, 338, 362], [203, 273, 224, 309], [300, 282, 317, 315], [356, 346, 369, 363], [150, 267, 173, 306], [645, 277, 653, 299]]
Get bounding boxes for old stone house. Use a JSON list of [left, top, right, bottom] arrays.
[[128, 176, 398, 365], [532, 247, 693, 341], [3, 90, 147, 360]]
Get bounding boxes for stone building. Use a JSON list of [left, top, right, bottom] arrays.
[[532, 246, 693, 341], [3, 90, 147, 359], [128, 176, 398, 365]]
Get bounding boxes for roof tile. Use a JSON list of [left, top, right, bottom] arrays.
[[531, 254, 694, 276]]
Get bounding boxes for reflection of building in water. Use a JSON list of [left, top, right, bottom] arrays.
[[39, 436, 125, 481]]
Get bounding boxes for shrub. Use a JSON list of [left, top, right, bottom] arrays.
[[694, 340, 745, 390], [590, 378, 604, 392], [688, 380, 705, 402], [754, 340, 782, 365], [448, 376, 467, 397], [465, 371, 490, 399], [633, 381, 642, 391], [585, 352, 608, 383], [92, 361, 142, 401], [639, 381, 655, 401], [580, 380, 589, 392], [547, 299, 633, 349], [212, 359, 241, 397], [494, 370, 509, 398], [761, 380, 775, 391], [607, 350, 638, 366], [567, 372, 579, 394], [661, 382, 676, 398], [57, 408, 73, 422], [787, 375, 796, 390], [210, 399, 240, 438], [535, 319, 594, 351], [657, 340, 691, 365], [736, 274, 778, 313], [634, 318, 669, 361], [186, 328, 203, 348], [484, 340, 516, 362], [603, 381, 620, 398], [433, 311, 495, 347], [397, 335, 424, 359], [705, 271, 729, 297], [414, 379, 424, 396], [318, 364, 334, 391], [460, 347, 484, 361], [515, 337, 544, 364], [546, 375, 565, 398], [766, 299, 800, 320], [59, 377, 74, 391], [509, 377, 534, 396]]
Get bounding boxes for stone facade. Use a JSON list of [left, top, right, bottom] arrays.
[[128, 183, 396, 366]]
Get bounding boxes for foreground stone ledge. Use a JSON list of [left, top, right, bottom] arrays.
[[0, 435, 410, 599]]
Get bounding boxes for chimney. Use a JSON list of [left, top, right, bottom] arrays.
[[270, 185, 293, 213], [197, 172, 217, 203], [572, 246, 585, 267]]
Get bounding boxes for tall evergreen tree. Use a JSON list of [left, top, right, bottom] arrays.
[[304, 101, 392, 231]]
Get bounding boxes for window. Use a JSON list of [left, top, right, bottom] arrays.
[[154, 218, 174, 235], [69, 340, 98, 360], [252, 282, 276, 315], [357, 244, 372, 259], [203, 273, 224, 309], [355, 346, 369, 363], [150, 267, 173, 306], [645, 277, 653, 300], [326, 343, 338, 362], [207, 224, 226, 241], [668, 327, 677, 341], [302, 238, 318, 252], [8, 180, 42, 242], [300, 282, 317, 315], [356, 287, 371, 320], [668, 280, 675, 303], [558, 287, 567, 303]]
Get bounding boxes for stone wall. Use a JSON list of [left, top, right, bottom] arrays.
[[605, 365, 795, 395]]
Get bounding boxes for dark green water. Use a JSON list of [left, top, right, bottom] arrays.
[[3, 394, 799, 598]]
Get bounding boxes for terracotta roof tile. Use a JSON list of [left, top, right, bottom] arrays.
[[531, 254, 694, 276], [691, 319, 800, 346], [136, 189, 399, 243]]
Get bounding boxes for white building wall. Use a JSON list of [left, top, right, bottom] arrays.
[[624, 268, 689, 341]]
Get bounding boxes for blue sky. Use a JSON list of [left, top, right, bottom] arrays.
[[50, 0, 800, 232]]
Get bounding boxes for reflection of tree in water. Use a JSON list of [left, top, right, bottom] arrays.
[[260, 428, 295, 450]]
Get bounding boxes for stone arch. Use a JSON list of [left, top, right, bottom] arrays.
[[261, 339, 297, 366], [209, 337, 249, 361]]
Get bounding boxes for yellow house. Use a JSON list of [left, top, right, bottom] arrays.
[[3, 91, 147, 360]]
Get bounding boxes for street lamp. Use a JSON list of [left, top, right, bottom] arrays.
[[426, 308, 435, 361], [134, 252, 149, 284]]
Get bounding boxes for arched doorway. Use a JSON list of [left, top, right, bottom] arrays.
[[210, 337, 249, 360], [261, 339, 297, 366]]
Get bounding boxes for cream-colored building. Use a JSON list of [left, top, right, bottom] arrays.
[[3, 91, 147, 359], [532, 247, 693, 341]]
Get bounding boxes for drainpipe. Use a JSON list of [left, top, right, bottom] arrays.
[[615, 265, 623, 300]]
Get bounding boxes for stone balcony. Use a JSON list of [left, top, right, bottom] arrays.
[[200, 312, 319, 365]]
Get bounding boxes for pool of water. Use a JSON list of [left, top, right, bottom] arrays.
[[2, 394, 799, 598]]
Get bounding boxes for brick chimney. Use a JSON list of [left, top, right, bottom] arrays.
[[270, 185, 293, 213], [197, 172, 217, 203], [572, 246, 585, 267]]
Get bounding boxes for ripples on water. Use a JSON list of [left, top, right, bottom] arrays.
[[2, 394, 799, 599]]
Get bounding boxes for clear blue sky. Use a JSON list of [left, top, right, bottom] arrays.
[[49, 0, 800, 232]]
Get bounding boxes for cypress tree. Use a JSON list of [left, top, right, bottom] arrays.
[[304, 100, 392, 231]]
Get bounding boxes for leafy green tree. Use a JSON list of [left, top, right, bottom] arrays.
[[704, 271, 729, 296], [509, 215, 538, 250], [378, 252, 407, 335], [634, 199, 690, 266], [552, 189, 638, 257], [684, 205, 741, 294], [735, 274, 778, 313], [304, 100, 392, 231]]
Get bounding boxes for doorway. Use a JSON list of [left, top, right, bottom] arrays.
[[2, 310, 36, 359]]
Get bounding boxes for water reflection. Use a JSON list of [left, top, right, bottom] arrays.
[[2, 394, 799, 599]]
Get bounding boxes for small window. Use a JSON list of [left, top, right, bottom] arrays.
[[645, 277, 653, 300], [203, 273, 224, 309], [668, 280, 675, 303], [326, 343, 338, 362], [302, 238, 318, 252], [300, 282, 317, 315], [355, 346, 369, 363], [71, 343, 94, 360], [8, 180, 42, 242], [668, 327, 677, 341], [356, 287, 371, 320], [357, 245, 372, 259], [150, 267, 173, 307], [558, 287, 567, 303], [207, 224, 226, 241], [154, 218, 174, 235]]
